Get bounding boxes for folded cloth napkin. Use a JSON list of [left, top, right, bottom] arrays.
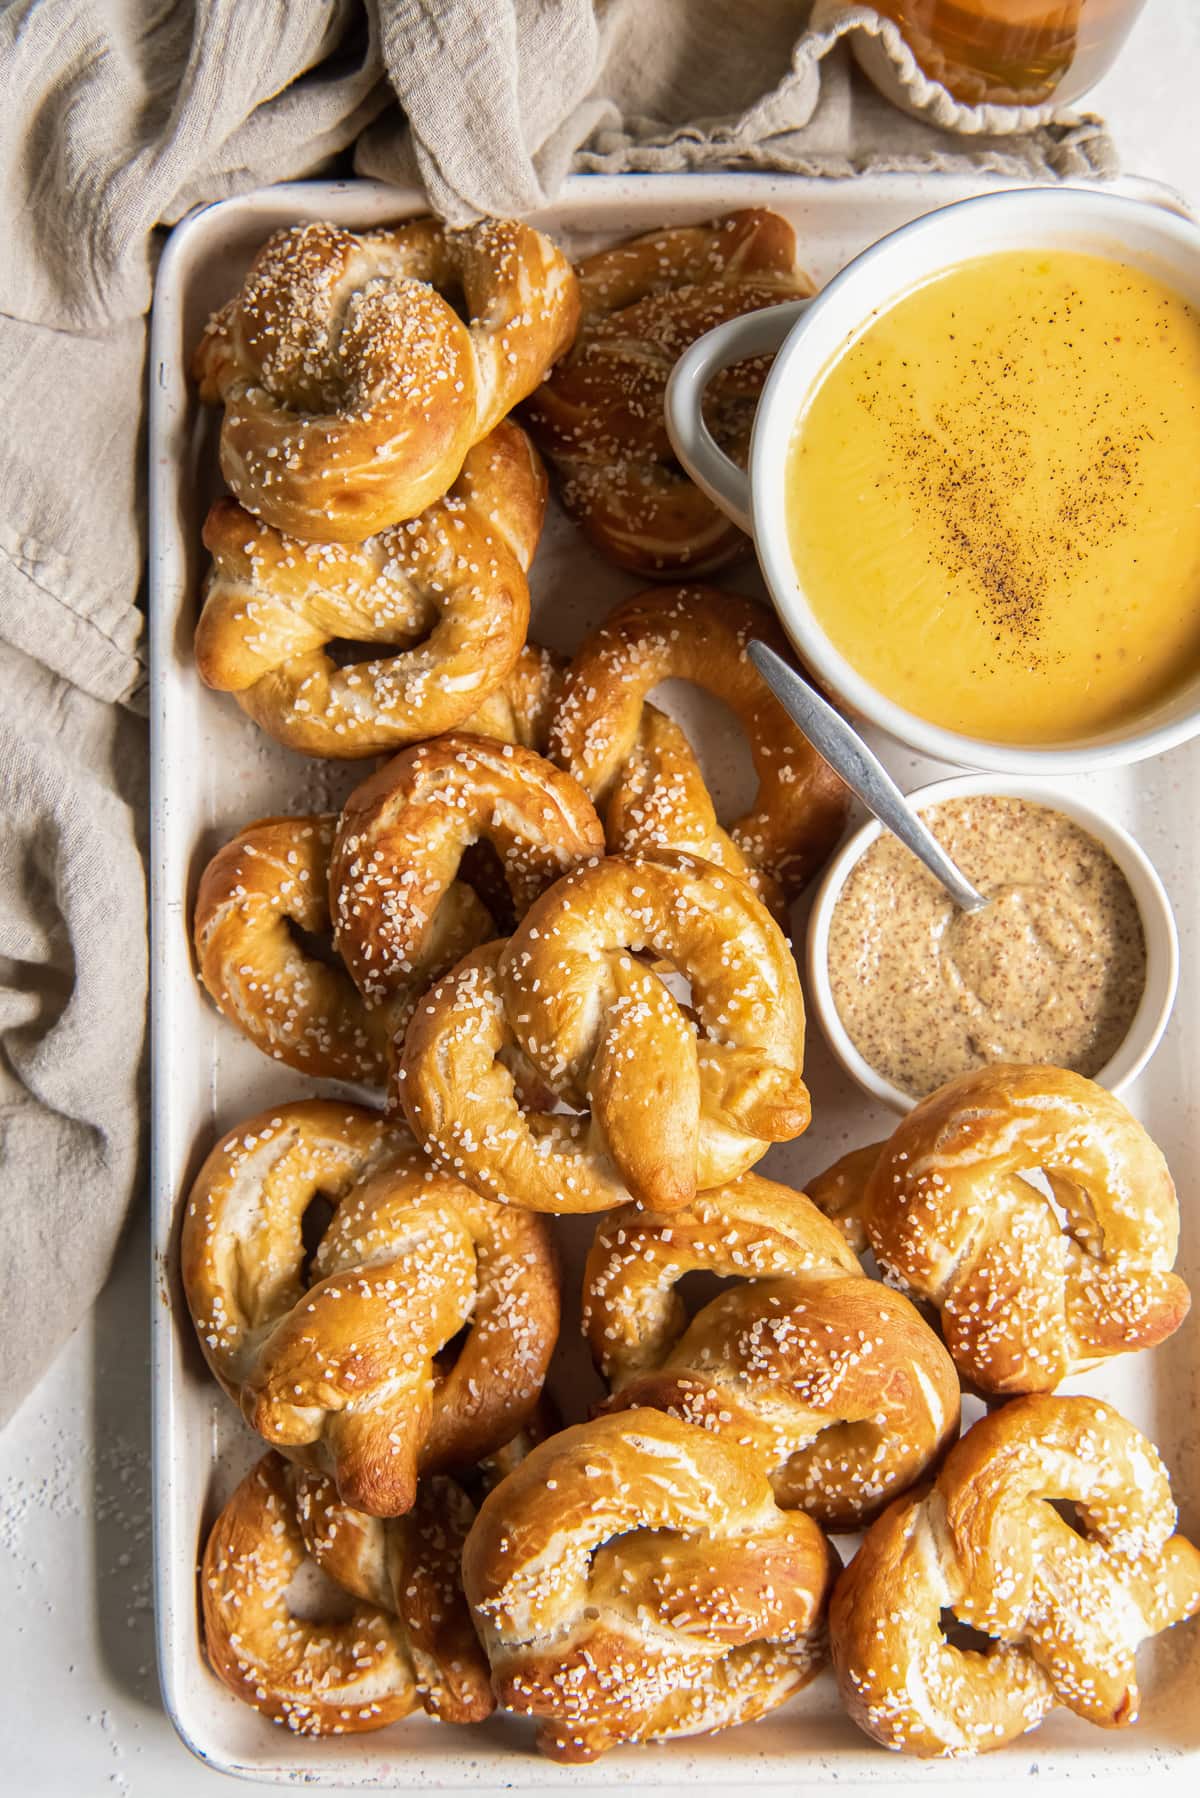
[[0, 0, 1116, 1424]]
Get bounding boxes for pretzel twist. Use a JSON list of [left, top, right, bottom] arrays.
[[398, 851, 810, 1214], [201, 1452, 491, 1735], [523, 209, 812, 574], [192, 651, 563, 1082], [586, 1173, 960, 1528], [181, 1102, 560, 1514], [461, 1410, 837, 1761], [195, 421, 546, 757], [807, 1065, 1190, 1393], [193, 217, 579, 542], [830, 1395, 1200, 1756], [549, 587, 847, 903]]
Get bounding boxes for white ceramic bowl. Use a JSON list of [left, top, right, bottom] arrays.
[[805, 773, 1180, 1113], [666, 187, 1200, 773]]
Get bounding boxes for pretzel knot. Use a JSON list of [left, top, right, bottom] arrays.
[[398, 850, 810, 1214], [181, 1102, 560, 1515], [523, 208, 813, 574], [461, 1410, 837, 1761], [193, 216, 580, 542], [586, 1173, 961, 1530], [195, 420, 547, 757], [808, 1064, 1189, 1394], [549, 587, 847, 906], [201, 1452, 491, 1735], [831, 1395, 1200, 1756], [330, 732, 603, 1038]]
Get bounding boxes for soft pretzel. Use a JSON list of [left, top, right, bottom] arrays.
[[192, 653, 564, 1081], [586, 1174, 960, 1529], [831, 1395, 1200, 1756], [201, 1452, 491, 1734], [181, 1101, 560, 1513], [193, 216, 579, 542], [523, 209, 812, 575], [194, 420, 546, 757], [807, 1064, 1190, 1394], [398, 850, 810, 1214], [549, 587, 847, 902], [461, 1410, 836, 1761], [329, 732, 603, 1036]]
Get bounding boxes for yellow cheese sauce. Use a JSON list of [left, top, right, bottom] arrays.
[[785, 249, 1200, 743]]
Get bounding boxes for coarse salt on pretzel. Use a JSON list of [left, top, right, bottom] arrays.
[[586, 1173, 960, 1529], [808, 1063, 1190, 1394], [523, 209, 812, 575], [194, 419, 546, 757], [461, 1409, 836, 1761], [397, 850, 810, 1215], [201, 1452, 491, 1734], [181, 1101, 560, 1514], [830, 1395, 1200, 1756], [193, 216, 579, 542], [549, 586, 847, 904]]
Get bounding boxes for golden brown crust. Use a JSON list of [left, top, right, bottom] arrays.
[[194, 421, 546, 758], [181, 1101, 560, 1514], [461, 1410, 837, 1761], [810, 1064, 1190, 1394], [523, 209, 812, 576], [549, 586, 847, 902], [830, 1395, 1200, 1756], [397, 851, 809, 1214], [201, 1452, 492, 1735], [193, 217, 579, 542]]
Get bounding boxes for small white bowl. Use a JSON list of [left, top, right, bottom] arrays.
[[805, 773, 1180, 1114]]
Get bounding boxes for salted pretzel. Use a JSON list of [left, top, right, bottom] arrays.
[[201, 1452, 491, 1734], [523, 209, 812, 574], [831, 1395, 1200, 1756], [398, 850, 810, 1215], [549, 587, 847, 903], [461, 1410, 836, 1761], [329, 732, 603, 1035], [586, 1173, 960, 1529], [193, 216, 579, 541], [192, 649, 563, 1081], [195, 420, 546, 757], [807, 1064, 1190, 1394], [181, 1101, 560, 1514]]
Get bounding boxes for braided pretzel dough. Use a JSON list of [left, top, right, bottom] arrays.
[[193, 217, 579, 542], [192, 650, 562, 1082], [523, 209, 812, 574], [461, 1410, 836, 1761], [549, 587, 847, 902], [201, 1452, 491, 1734], [398, 851, 810, 1214], [586, 1174, 960, 1529], [329, 732, 603, 1035], [831, 1395, 1200, 1756], [181, 1102, 560, 1514], [195, 420, 546, 757], [808, 1064, 1189, 1394]]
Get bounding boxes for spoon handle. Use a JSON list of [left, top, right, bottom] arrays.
[[747, 640, 990, 914]]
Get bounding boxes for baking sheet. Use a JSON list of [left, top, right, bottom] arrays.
[[149, 171, 1200, 1786]]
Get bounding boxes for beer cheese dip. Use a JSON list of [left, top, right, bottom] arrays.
[[826, 795, 1146, 1098]]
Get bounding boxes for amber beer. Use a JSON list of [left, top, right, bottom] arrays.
[[869, 0, 1147, 105]]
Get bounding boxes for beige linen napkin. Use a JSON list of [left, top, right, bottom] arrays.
[[0, 0, 1115, 1423]]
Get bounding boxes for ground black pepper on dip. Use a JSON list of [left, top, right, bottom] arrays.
[[826, 795, 1147, 1099]]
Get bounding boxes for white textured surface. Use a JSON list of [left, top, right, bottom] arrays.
[[4, 4, 1200, 1789]]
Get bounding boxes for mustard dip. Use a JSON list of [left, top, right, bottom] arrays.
[[786, 249, 1200, 744]]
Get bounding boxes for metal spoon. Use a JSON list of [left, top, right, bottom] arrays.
[[748, 639, 990, 914]]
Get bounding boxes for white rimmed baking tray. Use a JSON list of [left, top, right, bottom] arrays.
[[150, 171, 1200, 1788]]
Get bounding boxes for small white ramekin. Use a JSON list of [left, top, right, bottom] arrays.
[[804, 773, 1180, 1114]]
